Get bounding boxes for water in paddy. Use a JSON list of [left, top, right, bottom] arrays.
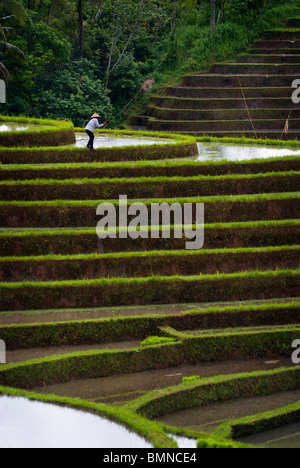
[[7, 340, 141, 364], [238, 421, 300, 448], [159, 389, 300, 435], [33, 358, 291, 405], [75, 133, 173, 149], [0, 396, 152, 448], [196, 142, 300, 162], [172, 435, 197, 449], [0, 122, 45, 132], [0, 298, 292, 325]]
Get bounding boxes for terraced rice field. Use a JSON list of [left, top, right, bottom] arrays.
[[132, 18, 300, 140], [0, 21, 300, 448], [0, 127, 299, 448]]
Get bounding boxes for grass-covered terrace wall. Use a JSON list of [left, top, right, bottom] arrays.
[[0, 171, 298, 201], [0, 193, 299, 228], [1, 156, 299, 181], [0, 220, 298, 257], [0, 302, 299, 350], [0, 269, 298, 311], [0, 116, 75, 147], [126, 367, 300, 420], [0, 245, 298, 282], [0, 330, 299, 388]]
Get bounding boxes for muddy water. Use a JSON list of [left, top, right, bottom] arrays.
[[0, 298, 293, 325], [0, 396, 152, 448], [239, 421, 300, 448], [182, 324, 300, 337], [159, 389, 300, 434], [75, 134, 173, 149], [33, 358, 292, 405], [196, 142, 300, 162], [7, 340, 141, 364], [0, 303, 201, 325]]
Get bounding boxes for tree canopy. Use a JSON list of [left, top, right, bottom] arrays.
[[0, 0, 295, 126]]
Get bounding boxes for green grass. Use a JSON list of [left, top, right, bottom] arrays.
[[167, 323, 300, 338], [0, 331, 299, 387], [0, 115, 74, 135], [0, 219, 298, 237], [0, 268, 297, 290], [1, 155, 299, 172], [0, 269, 297, 311], [140, 336, 177, 347], [0, 301, 298, 349], [0, 191, 298, 207], [215, 401, 300, 441], [1, 170, 298, 187], [0, 244, 298, 262], [125, 366, 300, 418], [0, 129, 194, 151]]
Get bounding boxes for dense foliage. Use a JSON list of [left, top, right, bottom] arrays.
[[0, 0, 298, 126]]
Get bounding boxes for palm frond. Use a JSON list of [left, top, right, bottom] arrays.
[[0, 60, 11, 82], [1, 16, 15, 22], [0, 41, 27, 64]]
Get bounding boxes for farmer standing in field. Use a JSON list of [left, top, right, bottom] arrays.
[[85, 113, 107, 150]]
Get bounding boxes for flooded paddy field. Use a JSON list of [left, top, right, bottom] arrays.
[[32, 358, 292, 406], [75, 133, 173, 149], [0, 396, 152, 449], [0, 298, 293, 325], [238, 421, 300, 448], [158, 389, 300, 434], [196, 142, 300, 162], [6, 340, 141, 364], [0, 302, 201, 325]]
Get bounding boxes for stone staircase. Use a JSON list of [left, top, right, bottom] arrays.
[[131, 19, 300, 139]]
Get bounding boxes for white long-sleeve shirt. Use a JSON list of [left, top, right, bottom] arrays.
[[85, 118, 104, 133]]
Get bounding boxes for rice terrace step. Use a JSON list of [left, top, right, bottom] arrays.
[[0, 7, 300, 451]]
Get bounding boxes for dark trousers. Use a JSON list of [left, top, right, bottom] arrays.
[[86, 130, 94, 149]]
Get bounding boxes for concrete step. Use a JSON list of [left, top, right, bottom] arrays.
[[180, 74, 299, 88], [147, 107, 300, 121], [147, 120, 300, 138], [250, 48, 300, 55], [147, 117, 300, 132], [151, 96, 298, 110], [163, 87, 294, 99], [254, 40, 300, 49], [210, 63, 300, 75], [263, 30, 300, 41], [237, 54, 300, 64]]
